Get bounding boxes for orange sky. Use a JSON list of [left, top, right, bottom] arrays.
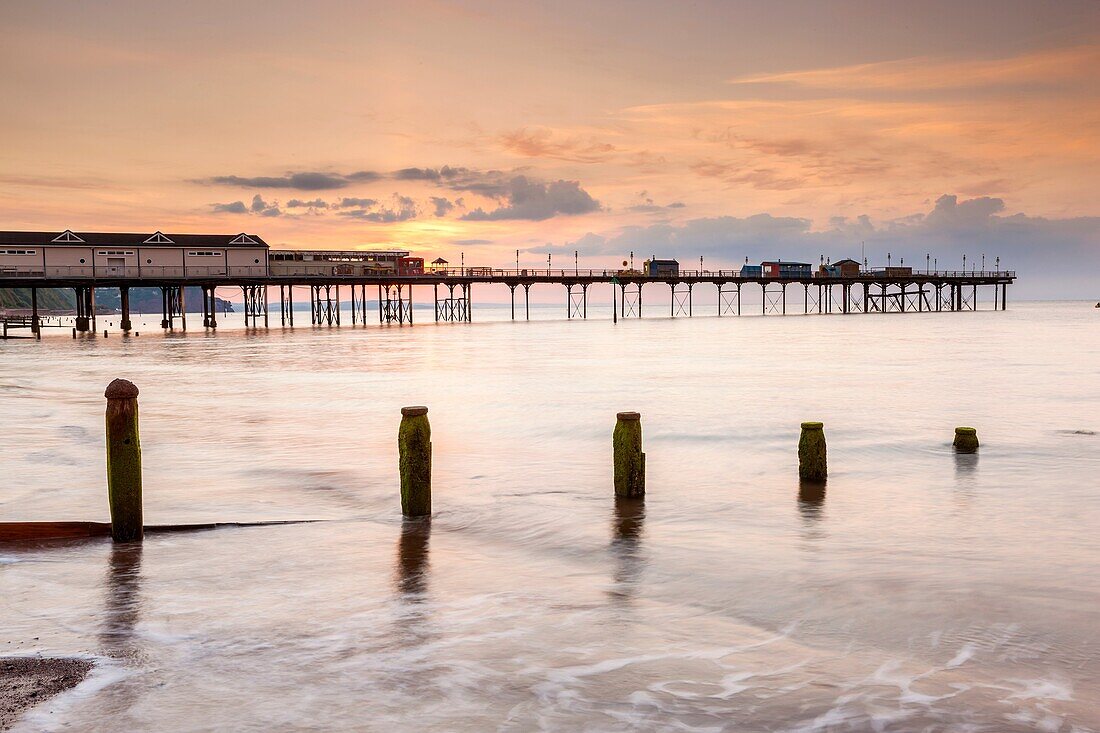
[[1, 1, 1098, 281]]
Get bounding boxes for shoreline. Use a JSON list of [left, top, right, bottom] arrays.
[[0, 657, 93, 730]]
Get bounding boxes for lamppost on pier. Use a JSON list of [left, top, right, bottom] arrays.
[[516, 249, 519, 271], [700, 256, 703, 274], [548, 253, 552, 275], [575, 250, 578, 276]]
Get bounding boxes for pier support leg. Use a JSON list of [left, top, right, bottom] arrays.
[[30, 287, 40, 336], [120, 287, 132, 331], [798, 421, 827, 481], [524, 283, 531, 321], [1002, 283, 1007, 310], [614, 411, 645, 498], [90, 288, 97, 332], [105, 379, 142, 543], [398, 406, 432, 517]]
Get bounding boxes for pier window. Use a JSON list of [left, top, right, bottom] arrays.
[[0, 249, 36, 255], [187, 251, 221, 256]]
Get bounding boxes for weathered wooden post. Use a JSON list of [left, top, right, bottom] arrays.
[[798, 421, 827, 481], [613, 411, 645, 497], [105, 379, 142, 542], [953, 426, 979, 453], [399, 406, 432, 517]]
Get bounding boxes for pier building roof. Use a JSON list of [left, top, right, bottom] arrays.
[[0, 230, 269, 248]]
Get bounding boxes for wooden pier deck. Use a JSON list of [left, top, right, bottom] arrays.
[[0, 265, 1016, 333]]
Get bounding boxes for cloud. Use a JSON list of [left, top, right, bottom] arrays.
[[250, 194, 281, 217], [210, 200, 248, 214], [728, 45, 1100, 93], [500, 127, 617, 163], [202, 170, 384, 191], [626, 191, 687, 213], [210, 196, 280, 216], [460, 176, 601, 221], [286, 198, 328, 209], [393, 167, 442, 181], [452, 239, 493, 246], [430, 197, 454, 217], [538, 194, 1100, 298], [335, 197, 377, 208], [337, 194, 417, 222]]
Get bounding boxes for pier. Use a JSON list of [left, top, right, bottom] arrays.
[[0, 230, 1016, 334]]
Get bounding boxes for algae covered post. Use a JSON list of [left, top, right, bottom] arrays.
[[105, 378, 143, 543], [614, 411, 645, 497], [399, 406, 432, 517], [798, 421, 828, 481], [953, 426, 979, 453]]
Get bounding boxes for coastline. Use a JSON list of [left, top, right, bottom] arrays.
[[0, 658, 92, 730]]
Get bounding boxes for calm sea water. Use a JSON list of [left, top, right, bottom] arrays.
[[2, 300, 1099, 732]]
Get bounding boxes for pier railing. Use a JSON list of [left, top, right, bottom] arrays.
[[0, 265, 1016, 281]]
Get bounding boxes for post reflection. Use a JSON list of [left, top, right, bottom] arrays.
[[797, 479, 827, 539], [954, 451, 979, 475], [609, 497, 646, 603], [954, 451, 979, 504], [100, 542, 144, 661], [394, 518, 431, 600]]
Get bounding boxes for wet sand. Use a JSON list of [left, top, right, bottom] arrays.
[[0, 658, 92, 730]]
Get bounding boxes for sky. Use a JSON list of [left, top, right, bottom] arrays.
[[1, 0, 1098, 297]]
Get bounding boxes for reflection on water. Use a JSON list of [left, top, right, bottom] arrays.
[[797, 479, 827, 542], [4, 302, 1100, 731], [394, 518, 431, 600], [100, 542, 143, 660], [954, 450, 980, 475], [609, 497, 646, 603]]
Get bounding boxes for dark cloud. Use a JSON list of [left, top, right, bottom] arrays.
[[393, 167, 442, 181], [210, 200, 248, 214], [430, 197, 454, 217], [250, 194, 281, 217], [335, 197, 377, 209], [286, 198, 328, 209], [346, 171, 383, 182], [208, 172, 359, 191], [460, 176, 601, 221], [337, 194, 417, 222], [210, 196, 279, 216]]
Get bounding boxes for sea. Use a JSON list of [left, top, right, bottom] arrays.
[[2, 299, 1098, 731]]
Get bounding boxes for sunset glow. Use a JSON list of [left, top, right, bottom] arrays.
[[2, 1, 1098, 294]]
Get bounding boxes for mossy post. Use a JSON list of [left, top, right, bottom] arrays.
[[399, 406, 432, 517], [105, 379, 143, 543], [953, 426, 979, 453], [613, 412, 645, 497], [798, 421, 827, 481]]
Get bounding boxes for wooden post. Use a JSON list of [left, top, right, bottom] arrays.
[[953, 427, 979, 453], [798, 421, 827, 481], [105, 379, 143, 542], [613, 412, 645, 497], [398, 406, 432, 517]]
